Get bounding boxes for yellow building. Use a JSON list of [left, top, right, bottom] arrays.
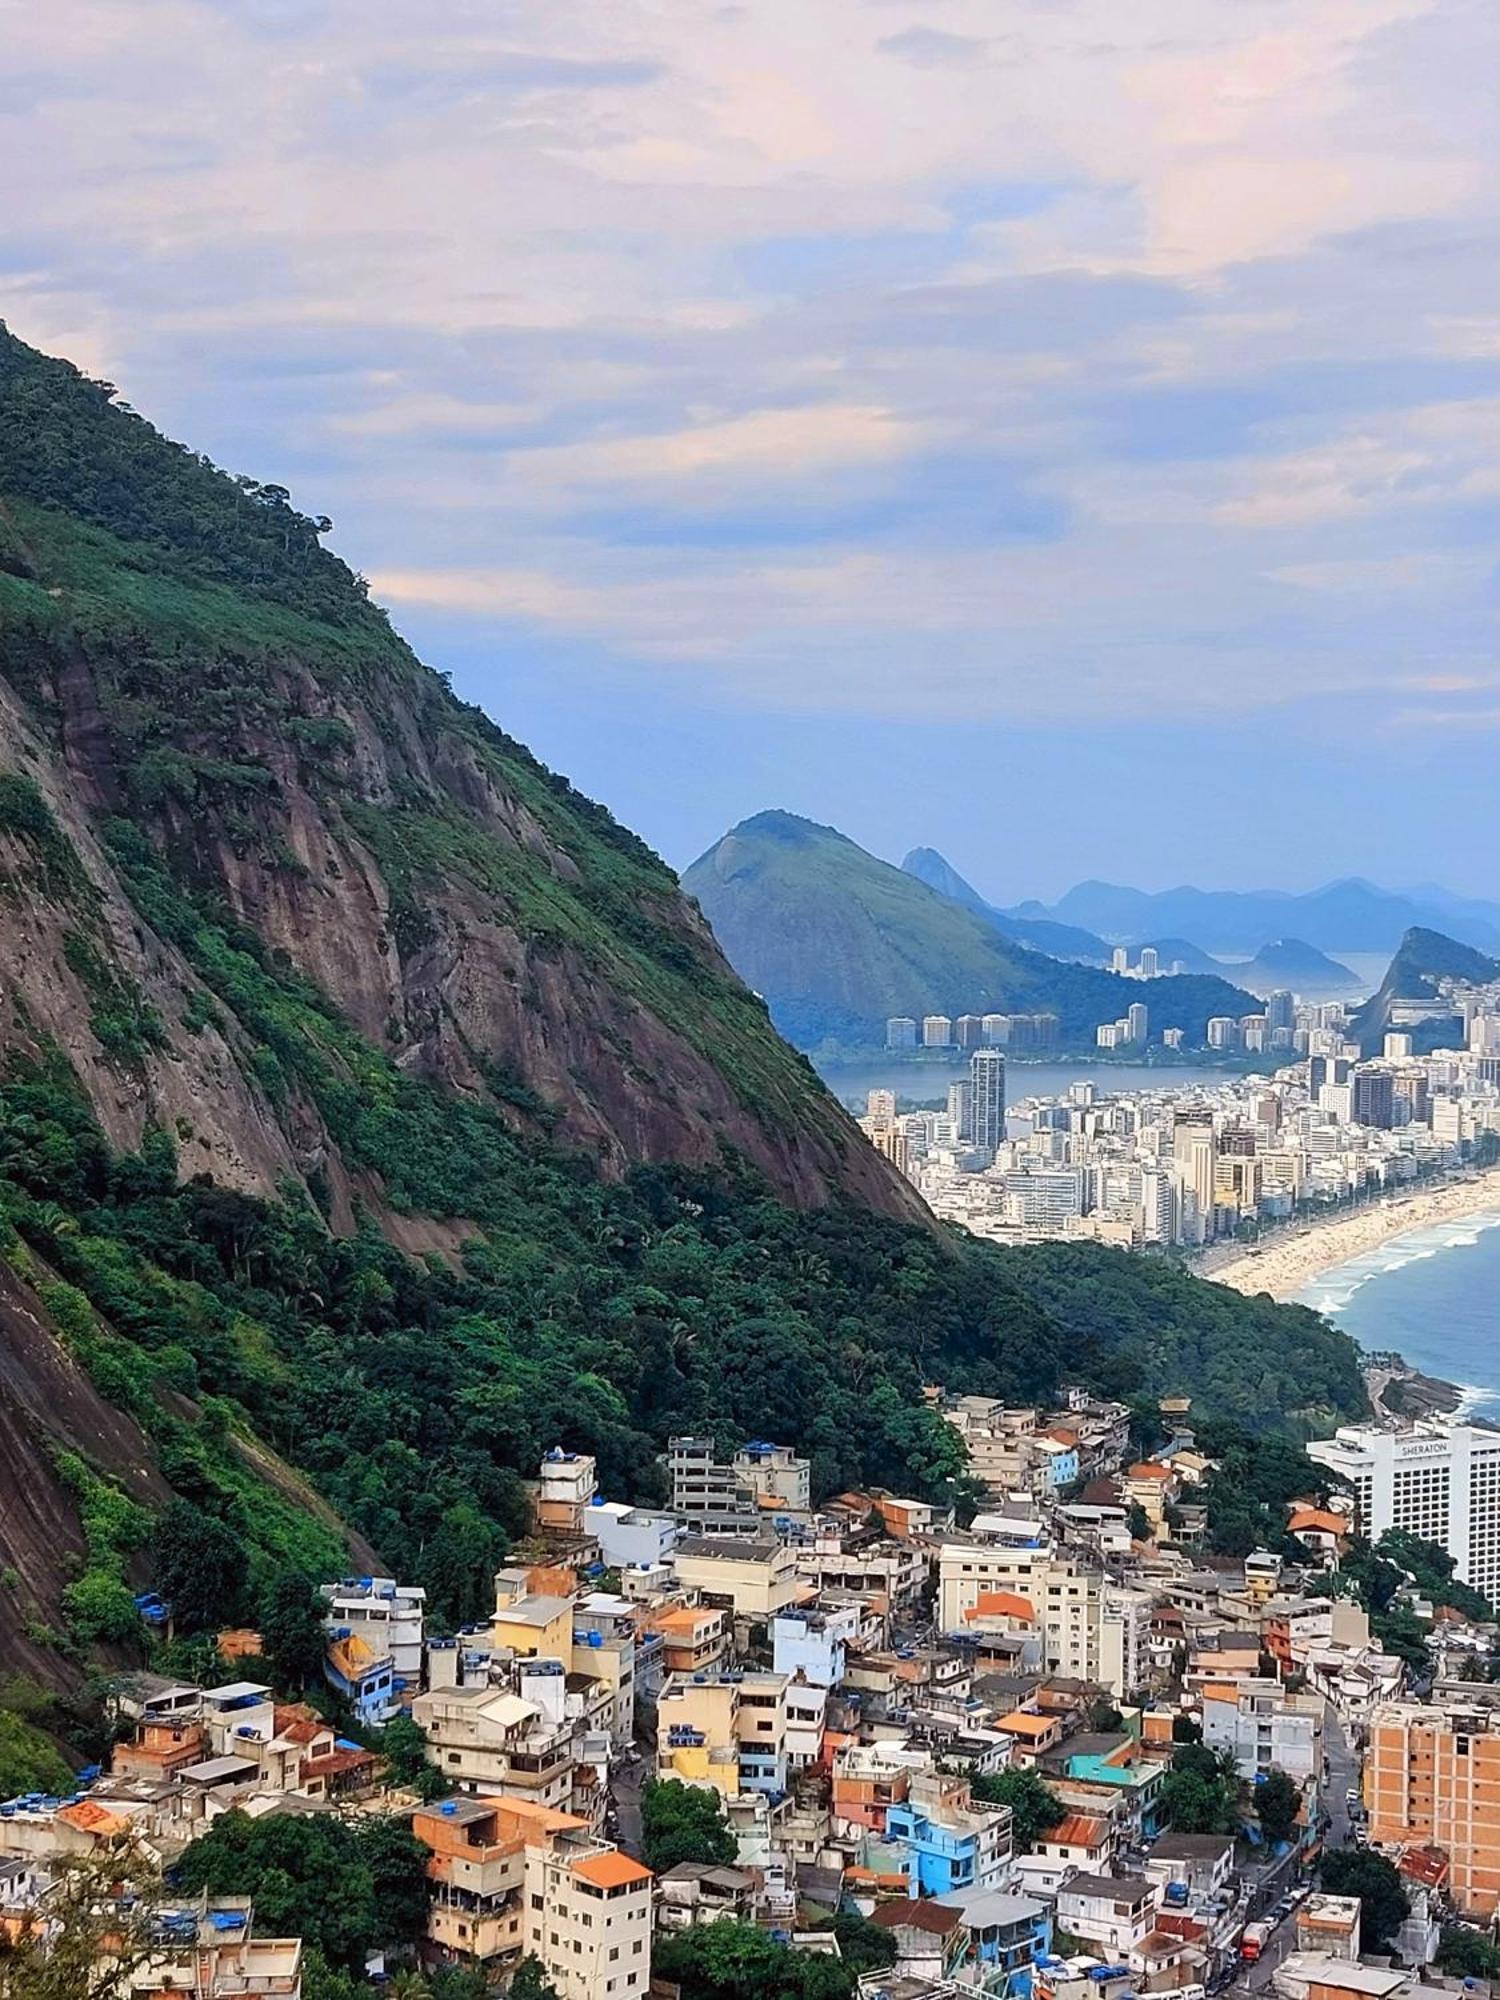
[[1366, 1702, 1500, 1916], [655, 1671, 789, 1798], [671, 1537, 810, 1622], [492, 1567, 577, 1659]]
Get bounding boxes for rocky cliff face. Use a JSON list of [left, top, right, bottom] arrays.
[[0, 325, 924, 1230]]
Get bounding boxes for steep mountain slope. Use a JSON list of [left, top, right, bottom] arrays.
[[902, 847, 1110, 961], [1350, 927, 1499, 1055], [1014, 878, 1500, 956], [0, 330, 1369, 1681], [0, 324, 910, 1227], [684, 812, 1256, 1048]]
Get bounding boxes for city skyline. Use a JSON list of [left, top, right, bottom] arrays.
[[5, 0, 1496, 895]]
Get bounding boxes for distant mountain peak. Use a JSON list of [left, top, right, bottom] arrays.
[[686, 811, 1253, 1048]]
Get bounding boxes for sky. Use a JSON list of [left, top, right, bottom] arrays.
[[4, 0, 1498, 901]]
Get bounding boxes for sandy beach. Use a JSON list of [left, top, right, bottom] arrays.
[[1200, 1166, 1500, 1303]]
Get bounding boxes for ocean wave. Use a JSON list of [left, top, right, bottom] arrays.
[[1294, 1208, 1500, 1317]]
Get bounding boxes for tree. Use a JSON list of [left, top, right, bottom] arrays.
[[146, 1500, 249, 1633], [1171, 1714, 1202, 1744], [421, 1503, 506, 1630], [1089, 1698, 1124, 1732], [1127, 1502, 1152, 1542], [175, 1809, 427, 1969], [257, 1572, 328, 1692], [1162, 1741, 1239, 1835], [0, 1708, 72, 1801], [1319, 1850, 1409, 1952], [1435, 1927, 1500, 1980], [358, 1816, 431, 1944], [1255, 1768, 1301, 1846], [379, 1713, 446, 1798], [653, 1921, 855, 2000], [819, 1910, 896, 1977], [971, 1768, 1066, 1851], [641, 1779, 738, 1873], [509, 1960, 563, 2000], [0, 1843, 161, 1998]]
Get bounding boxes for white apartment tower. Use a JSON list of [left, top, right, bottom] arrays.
[[1306, 1422, 1500, 1602]]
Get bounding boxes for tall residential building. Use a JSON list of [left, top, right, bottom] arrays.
[[866, 1088, 898, 1125], [886, 1016, 918, 1050], [1126, 1001, 1148, 1045], [1111, 946, 1129, 974], [922, 1014, 954, 1048], [948, 1079, 975, 1142], [1267, 989, 1296, 1031], [1306, 1422, 1500, 1601], [1138, 947, 1159, 978], [1366, 1703, 1500, 1916], [1206, 1017, 1238, 1050], [982, 1013, 1010, 1044], [956, 1013, 986, 1049], [970, 1049, 1007, 1158], [1351, 1067, 1395, 1129], [666, 1436, 759, 1539]]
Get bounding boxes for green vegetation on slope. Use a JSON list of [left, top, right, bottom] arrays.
[[684, 811, 1258, 1048], [985, 1243, 1365, 1436]]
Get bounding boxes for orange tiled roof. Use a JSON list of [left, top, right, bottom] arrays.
[[1287, 1508, 1347, 1536], [652, 1607, 717, 1633], [1128, 1461, 1173, 1481], [57, 1802, 127, 1835], [967, 1591, 1036, 1624], [1047, 1814, 1107, 1849], [998, 1709, 1055, 1737], [572, 1850, 652, 1890]]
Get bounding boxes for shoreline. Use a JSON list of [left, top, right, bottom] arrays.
[[1198, 1166, 1500, 1305]]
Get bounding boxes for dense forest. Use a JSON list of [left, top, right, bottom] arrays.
[[0, 325, 1368, 1665]]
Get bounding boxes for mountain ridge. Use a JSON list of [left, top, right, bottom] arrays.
[[685, 811, 1259, 1048], [1010, 876, 1500, 955], [1350, 926, 1500, 1055], [901, 846, 1111, 961]]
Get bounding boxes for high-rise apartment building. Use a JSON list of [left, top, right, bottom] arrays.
[[1351, 1068, 1395, 1129], [886, 1016, 918, 1050], [970, 1048, 1007, 1158], [1306, 1422, 1500, 1601], [1266, 989, 1295, 1031], [1206, 1017, 1238, 1050], [922, 1014, 954, 1048], [1365, 1703, 1500, 1916], [1126, 1002, 1148, 1045], [1138, 947, 1159, 978], [956, 1013, 985, 1049], [1111, 946, 1129, 974]]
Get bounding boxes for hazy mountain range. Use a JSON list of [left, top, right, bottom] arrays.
[[1006, 877, 1500, 956], [902, 848, 1364, 994]]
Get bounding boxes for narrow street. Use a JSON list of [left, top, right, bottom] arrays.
[[1228, 1707, 1362, 1995]]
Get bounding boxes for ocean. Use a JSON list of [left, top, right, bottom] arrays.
[[1296, 1213, 1500, 1414]]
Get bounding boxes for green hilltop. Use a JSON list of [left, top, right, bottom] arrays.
[[684, 810, 1259, 1049]]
